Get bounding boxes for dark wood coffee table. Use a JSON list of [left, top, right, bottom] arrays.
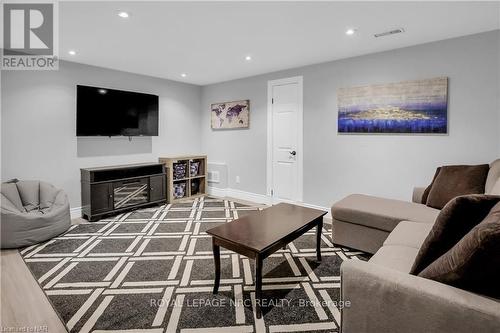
[[206, 202, 327, 318]]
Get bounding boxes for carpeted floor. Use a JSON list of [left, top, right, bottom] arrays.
[[20, 197, 368, 333]]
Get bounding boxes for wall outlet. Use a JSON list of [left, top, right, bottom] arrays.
[[235, 176, 240, 184]]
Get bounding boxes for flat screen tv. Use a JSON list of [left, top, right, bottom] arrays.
[[76, 85, 159, 136]]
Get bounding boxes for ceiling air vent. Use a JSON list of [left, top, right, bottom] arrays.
[[374, 28, 405, 38]]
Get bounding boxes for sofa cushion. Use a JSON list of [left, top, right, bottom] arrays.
[[369, 245, 419, 273], [485, 158, 500, 194], [410, 195, 500, 275], [383, 221, 433, 249], [421, 167, 441, 204], [331, 194, 439, 232], [419, 201, 500, 298], [488, 178, 500, 195], [426, 164, 489, 209]]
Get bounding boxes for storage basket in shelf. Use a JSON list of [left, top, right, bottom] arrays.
[[191, 178, 200, 195], [173, 162, 187, 180], [173, 181, 187, 199], [190, 161, 201, 177]]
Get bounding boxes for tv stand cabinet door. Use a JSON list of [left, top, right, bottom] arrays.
[[150, 175, 166, 202], [90, 183, 113, 214]]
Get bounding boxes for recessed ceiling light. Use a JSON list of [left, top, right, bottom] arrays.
[[346, 28, 356, 36], [68, 50, 76, 55], [118, 11, 129, 18], [98, 89, 107, 95], [245, 55, 252, 61], [181, 73, 187, 78]]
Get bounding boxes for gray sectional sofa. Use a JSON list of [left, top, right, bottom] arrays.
[[331, 160, 500, 332]]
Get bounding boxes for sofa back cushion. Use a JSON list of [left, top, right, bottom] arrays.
[[426, 164, 489, 209], [485, 159, 500, 194], [410, 195, 500, 275], [418, 201, 500, 298], [489, 179, 500, 195], [421, 167, 441, 204]]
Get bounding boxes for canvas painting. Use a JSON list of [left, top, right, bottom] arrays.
[[211, 100, 250, 129], [338, 77, 448, 134]]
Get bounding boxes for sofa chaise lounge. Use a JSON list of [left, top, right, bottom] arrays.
[[331, 159, 500, 332]]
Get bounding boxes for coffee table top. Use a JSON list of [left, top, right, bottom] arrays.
[[206, 203, 326, 252]]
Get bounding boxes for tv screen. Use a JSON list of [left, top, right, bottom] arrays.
[[76, 85, 159, 136]]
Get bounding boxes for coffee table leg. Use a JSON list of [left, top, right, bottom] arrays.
[[316, 218, 323, 262], [212, 239, 221, 294], [255, 255, 263, 318]]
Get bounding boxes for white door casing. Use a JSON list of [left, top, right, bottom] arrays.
[[267, 76, 303, 203]]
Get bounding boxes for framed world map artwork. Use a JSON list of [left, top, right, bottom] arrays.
[[211, 100, 250, 129]]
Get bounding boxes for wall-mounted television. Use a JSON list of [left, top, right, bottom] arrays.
[[76, 85, 159, 136]]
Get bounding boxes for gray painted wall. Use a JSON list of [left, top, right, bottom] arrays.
[[2, 31, 499, 211], [200, 31, 500, 207], [2, 61, 202, 208]]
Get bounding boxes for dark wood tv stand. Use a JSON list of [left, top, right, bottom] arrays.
[[81, 163, 167, 221]]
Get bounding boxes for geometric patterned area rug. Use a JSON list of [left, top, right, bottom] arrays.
[[20, 197, 368, 333]]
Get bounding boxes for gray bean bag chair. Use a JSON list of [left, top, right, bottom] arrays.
[[1, 180, 71, 249]]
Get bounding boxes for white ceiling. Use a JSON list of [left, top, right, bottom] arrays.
[[60, 1, 500, 85]]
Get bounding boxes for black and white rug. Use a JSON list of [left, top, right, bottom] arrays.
[[20, 197, 367, 333]]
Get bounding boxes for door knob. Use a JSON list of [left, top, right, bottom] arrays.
[[290, 151, 297, 156]]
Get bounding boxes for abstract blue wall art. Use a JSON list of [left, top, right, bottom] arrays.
[[338, 77, 448, 134]]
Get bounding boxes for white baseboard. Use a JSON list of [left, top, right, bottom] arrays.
[[70, 206, 82, 219], [207, 186, 331, 219], [207, 186, 271, 205], [70, 191, 332, 223], [206, 186, 228, 198], [228, 188, 272, 205]]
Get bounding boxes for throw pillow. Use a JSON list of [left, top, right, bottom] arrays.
[[421, 167, 441, 204], [410, 194, 500, 275], [418, 201, 500, 298], [426, 164, 489, 209]]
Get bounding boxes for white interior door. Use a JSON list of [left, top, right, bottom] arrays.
[[267, 76, 303, 202]]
